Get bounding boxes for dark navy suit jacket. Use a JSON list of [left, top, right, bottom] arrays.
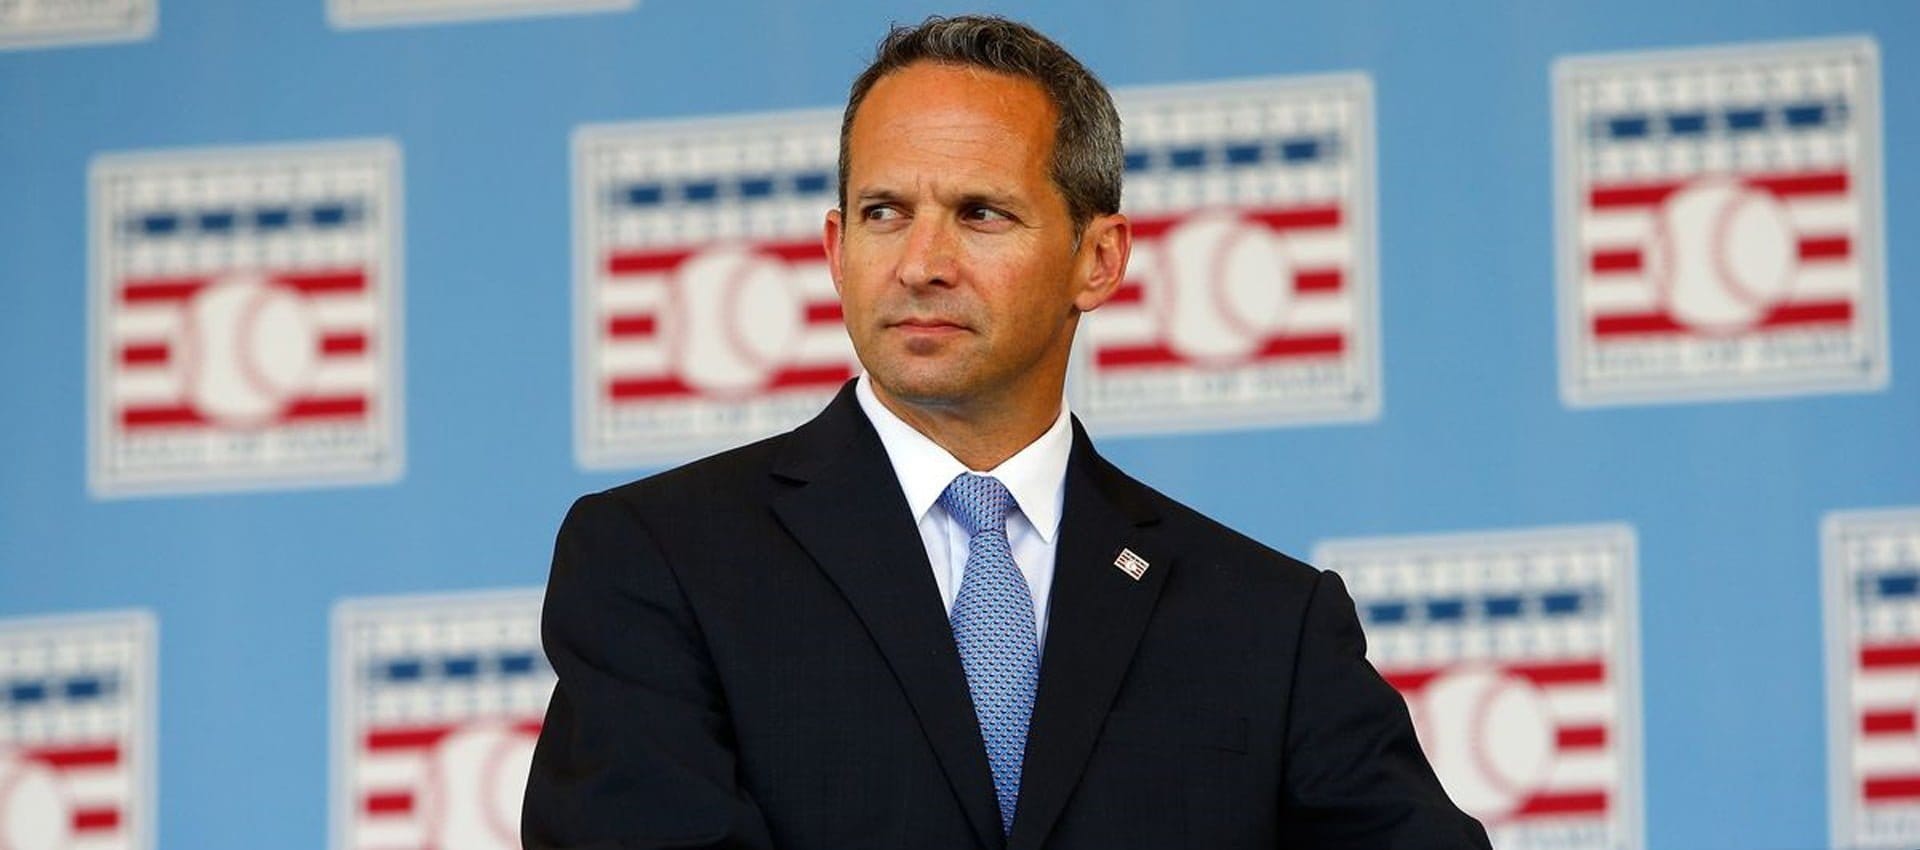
[[523, 382, 1490, 850]]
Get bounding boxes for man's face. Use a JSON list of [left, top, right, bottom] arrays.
[[826, 61, 1126, 415]]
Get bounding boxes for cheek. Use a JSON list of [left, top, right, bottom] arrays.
[[985, 255, 1079, 319], [835, 281, 894, 341], [847, 270, 893, 300], [833, 262, 883, 308]]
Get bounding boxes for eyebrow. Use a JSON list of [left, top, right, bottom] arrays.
[[852, 188, 904, 206], [851, 187, 1027, 211], [955, 190, 1025, 212]]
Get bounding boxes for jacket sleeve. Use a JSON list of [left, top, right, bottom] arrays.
[[522, 492, 776, 850], [1276, 570, 1493, 850]]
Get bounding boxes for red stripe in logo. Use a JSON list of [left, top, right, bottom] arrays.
[[1096, 334, 1343, 368], [71, 807, 120, 832], [25, 743, 121, 769], [768, 365, 854, 389], [604, 240, 824, 278], [608, 376, 694, 400], [607, 250, 693, 276], [1588, 169, 1849, 209], [120, 406, 207, 428], [121, 277, 208, 303], [1592, 300, 1853, 337], [364, 792, 414, 816], [1588, 249, 1643, 274], [1107, 266, 1343, 307], [1864, 775, 1920, 802], [1293, 268, 1344, 293], [1507, 660, 1606, 686], [320, 333, 368, 356], [121, 396, 371, 430], [1749, 171, 1849, 198], [1861, 644, 1920, 669], [120, 270, 369, 301], [1381, 669, 1443, 693], [1245, 206, 1342, 231], [365, 724, 456, 752], [1862, 710, 1916, 736], [1516, 791, 1608, 816], [1127, 205, 1343, 239], [279, 269, 368, 294], [1258, 334, 1344, 358], [283, 395, 369, 421], [1555, 725, 1608, 750], [804, 302, 844, 324], [1797, 235, 1851, 261], [607, 315, 658, 338], [120, 343, 170, 366]]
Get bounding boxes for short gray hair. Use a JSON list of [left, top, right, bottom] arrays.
[[837, 15, 1124, 233]]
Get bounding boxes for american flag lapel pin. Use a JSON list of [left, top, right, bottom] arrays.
[[1113, 548, 1150, 581]]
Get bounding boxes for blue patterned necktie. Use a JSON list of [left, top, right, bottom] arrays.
[[941, 472, 1040, 836]]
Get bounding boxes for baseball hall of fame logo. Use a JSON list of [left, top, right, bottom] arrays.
[[329, 0, 634, 29], [0, 610, 155, 850], [89, 140, 403, 497], [1825, 507, 1920, 850], [1077, 74, 1379, 434], [0, 0, 153, 51], [332, 589, 552, 850], [1554, 38, 1886, 406], [1316, 525, 1642, 850], [574, 111, 857, 468]]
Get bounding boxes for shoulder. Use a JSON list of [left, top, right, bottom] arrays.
[[581, 381, 877, 519], [551, 431, 805, 586], [615, 430, 791, 504], [578, 429, 791, 520]]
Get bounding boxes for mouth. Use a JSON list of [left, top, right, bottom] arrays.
[[888, 317, 969, 334]]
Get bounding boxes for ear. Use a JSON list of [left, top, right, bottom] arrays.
[[1071, 212, 1132, 312], [823, 208, 846, 297]]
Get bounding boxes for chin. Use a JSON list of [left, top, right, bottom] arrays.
[[868, 364, 977, 407]]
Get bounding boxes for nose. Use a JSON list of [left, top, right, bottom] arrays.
[[896, 215, 958, 289]]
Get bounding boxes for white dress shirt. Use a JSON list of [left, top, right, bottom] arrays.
[[854, 374, 1071, 649]]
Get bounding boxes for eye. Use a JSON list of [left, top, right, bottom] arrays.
[[861, 204, 902, 222], [961, 205, 1012, 224]]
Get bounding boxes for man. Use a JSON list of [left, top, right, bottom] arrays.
[[525, 15, 1488, 850]]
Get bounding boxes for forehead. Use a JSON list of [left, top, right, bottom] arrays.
[[847, 61, 1057, 180]]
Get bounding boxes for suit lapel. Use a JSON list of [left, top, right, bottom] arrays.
[[768, 384, 1003, 849], [1009, 421, 1169, 850]]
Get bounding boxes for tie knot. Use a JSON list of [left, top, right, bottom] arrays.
[[939, 473, 1015, 537]]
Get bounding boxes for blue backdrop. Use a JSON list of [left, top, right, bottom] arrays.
[[1, 2, 1914, 849]]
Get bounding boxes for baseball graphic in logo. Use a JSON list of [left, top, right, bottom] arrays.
[[90, 140, 403, 497], [1317, 525, 1642, 850], [574, 112, 856, 468], [0, 611, 156, 850], [1413, 665, 1560, 817], [1825, 507, 1920, 850], [1078, 74, 1379, 434], [1554, 37, 1885, 405], [332, 590, 552, 850]]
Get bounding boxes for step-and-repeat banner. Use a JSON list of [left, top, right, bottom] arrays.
[[0, 2, 1910, 849]]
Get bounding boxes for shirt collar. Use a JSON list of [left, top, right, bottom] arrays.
[[854, 374, 1071, 543]]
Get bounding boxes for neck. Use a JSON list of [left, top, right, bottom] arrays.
[[868, 379, 1063, 471]]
